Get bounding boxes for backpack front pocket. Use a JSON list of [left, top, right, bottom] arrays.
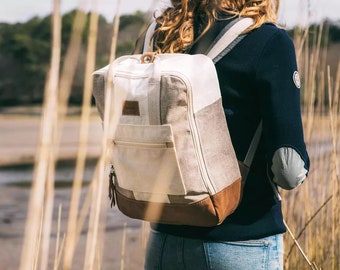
[[112, 124, 186, 203]]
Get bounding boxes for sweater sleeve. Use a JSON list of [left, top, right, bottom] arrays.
[[256, 29, 310, 189]]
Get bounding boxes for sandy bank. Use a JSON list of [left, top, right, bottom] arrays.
[[0, 109, 102, 167]]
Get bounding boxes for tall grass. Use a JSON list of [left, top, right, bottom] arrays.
[[19, 0, 61, 269], [18, 0, 339, 269], [282, 22, 340, 269]]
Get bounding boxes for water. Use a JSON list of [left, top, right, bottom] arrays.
[[0, 114, 103, 186]]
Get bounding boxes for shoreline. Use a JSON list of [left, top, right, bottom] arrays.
[[0, 109, 102, 167]]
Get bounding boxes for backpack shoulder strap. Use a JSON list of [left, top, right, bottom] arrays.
[[143, 21, 157, 53], [244, 121, 262, 167], [206, 17, 260, 174], [206, 17, 254, 63], [141, 17, 253, 56], [239, 121, 263, 181], [133, 31, 147, 54], [133, 21, 157, 54]]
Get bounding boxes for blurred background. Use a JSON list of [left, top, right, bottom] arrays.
[[0, 0, 339, 269]]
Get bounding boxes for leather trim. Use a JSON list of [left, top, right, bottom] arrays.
[[115, 178, 242, 227]]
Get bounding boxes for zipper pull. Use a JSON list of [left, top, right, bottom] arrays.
[[108, 165, 116, 207]]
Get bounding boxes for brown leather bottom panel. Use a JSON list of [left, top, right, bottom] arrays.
[[115, 178, 242, 227]]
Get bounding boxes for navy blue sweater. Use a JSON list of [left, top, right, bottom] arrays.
[[150, 19, 310, 241]]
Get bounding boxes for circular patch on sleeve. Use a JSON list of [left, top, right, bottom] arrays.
[[293, 71, 301, 89]]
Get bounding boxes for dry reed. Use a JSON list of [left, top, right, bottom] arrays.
[[78, 1, 100, 268], [120, 222, 127, 270], [282, 20, 340, 269], [19, 0, 61, 269], [60, 6, 88, 269], [54, 205, 66, 270]]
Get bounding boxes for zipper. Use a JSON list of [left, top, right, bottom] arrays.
[[167, 72, 216, 195], [113, 140, 174, 148], [108, 165, 116, 207], [115, 71, 149, 80]]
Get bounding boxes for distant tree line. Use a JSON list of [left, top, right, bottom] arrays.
[[0, 11, 339, 106], [0, 10, 147, 106]]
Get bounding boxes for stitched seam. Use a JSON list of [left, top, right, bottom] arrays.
[[202, 241, 212, 270], [159, 234, 167, 270]]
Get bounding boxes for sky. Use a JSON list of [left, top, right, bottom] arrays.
[[1, 0, 340, 28]]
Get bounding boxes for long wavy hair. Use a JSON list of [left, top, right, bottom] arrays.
[[153, 0, 280, 53]]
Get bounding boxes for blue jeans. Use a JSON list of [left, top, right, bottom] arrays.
[[145, 230, 283, 270]]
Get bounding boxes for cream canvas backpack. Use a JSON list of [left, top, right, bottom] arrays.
[[92, 17, 261, 226]]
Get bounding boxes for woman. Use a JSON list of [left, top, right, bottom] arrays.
[[138, 0, 310, 269]]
